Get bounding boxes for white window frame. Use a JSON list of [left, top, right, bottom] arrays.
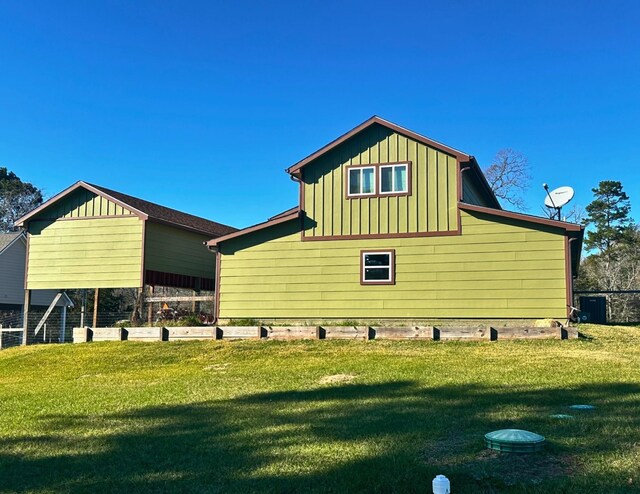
[[347, 166, 376, 197], [379, 163, 409, 195], [361, 250, 395, 285]]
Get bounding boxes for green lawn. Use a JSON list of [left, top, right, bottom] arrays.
[[1, 325, 639, 493]]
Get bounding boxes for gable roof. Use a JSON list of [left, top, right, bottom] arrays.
[[87, 183, 238, 237], [285, 115, 501, 209], [286, 116, 472, 175], [15, 181, 238, 238], [0, 232, 24, 255]]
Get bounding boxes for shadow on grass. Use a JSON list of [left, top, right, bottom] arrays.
[[1, 381, 639, 493]]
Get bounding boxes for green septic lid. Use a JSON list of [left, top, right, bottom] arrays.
[[569, 404, 595, 410], [550, 414, 574, 419], [485, 429, 545, 453]]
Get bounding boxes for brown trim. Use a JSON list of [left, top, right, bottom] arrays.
[[344, 164, 377, 199], [269, 206, 299, 221], [286, 116, 470, 175], [565, 237, 578, 316], [214, 250, 221, 323], [207, 210, 300, 247], [458, 203, 583, 232], [467, 158, 502, 209], [23, 232, 30, 290], [360, 249, 395, 285], [144, 269, 213, 291], [344, 161, 413, 199], [47, 214, 138, 222], [14, 181, 149, 227], [299, 174, 306, 233], [564, 237, 572, 318], [303, 229, 461, 242], [456, 159, 463, 233], [140, 219, 147, 287]]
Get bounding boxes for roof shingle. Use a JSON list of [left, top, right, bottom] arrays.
[[86, 183, 238, 237]]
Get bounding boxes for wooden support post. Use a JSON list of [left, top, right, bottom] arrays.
[[92, 288, 99, 328], [80, 289, 86, 328], [22, 289, 31, 346], [60, 303, 67, 343], [147, 285, 154, 324]]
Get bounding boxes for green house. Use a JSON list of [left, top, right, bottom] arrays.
[[207, 116, 583, 322], [15, 181, 236, 340]]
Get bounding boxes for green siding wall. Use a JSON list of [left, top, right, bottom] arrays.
[[41, 188, 136, 219], [303, 124, 459, 238], [219, 210, 568, 320], [144, 222, 215, 279], [26, 217, 143, 289], [462, 174, 492, 207]]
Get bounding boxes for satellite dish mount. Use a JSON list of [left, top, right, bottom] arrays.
[[543, 184, 574, 221]]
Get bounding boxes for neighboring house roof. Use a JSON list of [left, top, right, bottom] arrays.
[[0, 232, 22, 255], [285, 115, 501, 210], [15, 181, 238, 237]]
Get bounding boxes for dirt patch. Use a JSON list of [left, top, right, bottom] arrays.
[[422, 434, 578, 486], [319, 374, 357, 385]]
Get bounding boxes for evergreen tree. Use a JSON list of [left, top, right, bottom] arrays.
[[584, 180, 632, 253], [0, 167, 43, 232]]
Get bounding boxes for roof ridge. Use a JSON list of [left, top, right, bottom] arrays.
[[87, 183, 238, 237]]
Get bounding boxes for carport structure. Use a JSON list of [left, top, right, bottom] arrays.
[[15, 181, 236, 344]]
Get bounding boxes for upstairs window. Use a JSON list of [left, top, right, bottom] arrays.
[[346, 162, 410, 198], [348, 166, 376, 197], [361, 250, 395, 285], [380, 163, 408, 194]]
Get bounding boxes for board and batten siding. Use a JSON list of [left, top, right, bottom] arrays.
[[218, 210, 568, 320], [144, 222, 215, 279], [39, 187, 137, 220], [303, 123, 459, 238], [26, 216, 144, 289]]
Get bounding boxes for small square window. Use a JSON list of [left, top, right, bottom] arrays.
[[380, 164, 408, 194], [361, 250, 395, 285], [348, 166, 376, 197]]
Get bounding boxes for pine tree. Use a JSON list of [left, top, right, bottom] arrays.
[[584, 180, 632, 253]]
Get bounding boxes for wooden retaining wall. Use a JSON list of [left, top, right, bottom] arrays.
[[73, 325, 578, 343]]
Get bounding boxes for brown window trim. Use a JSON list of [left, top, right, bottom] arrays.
[[345, 161, 412, 199], [345, 165, 377, 198], [360, 249, 395, 285]]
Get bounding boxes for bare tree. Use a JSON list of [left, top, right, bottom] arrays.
[[483, 149, 531, 210], [541, 203, 586, 224]]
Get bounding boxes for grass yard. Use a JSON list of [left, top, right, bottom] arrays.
[[1, 325, 639, 493]]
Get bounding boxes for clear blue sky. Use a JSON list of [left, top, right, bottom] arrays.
[[1, 1, 638, 228]]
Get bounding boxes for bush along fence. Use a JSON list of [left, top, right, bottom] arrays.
[[73, 324, 578, 343]]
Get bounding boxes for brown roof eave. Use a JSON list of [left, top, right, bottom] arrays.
[[466, 157, 502, 210], [459, 202, 583, 232], [206, 209, 300, 248], [14, 181, 149, 227], [286, 116, 471, 176]]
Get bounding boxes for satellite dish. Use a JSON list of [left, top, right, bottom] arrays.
[[544, 186, 574, 209]]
